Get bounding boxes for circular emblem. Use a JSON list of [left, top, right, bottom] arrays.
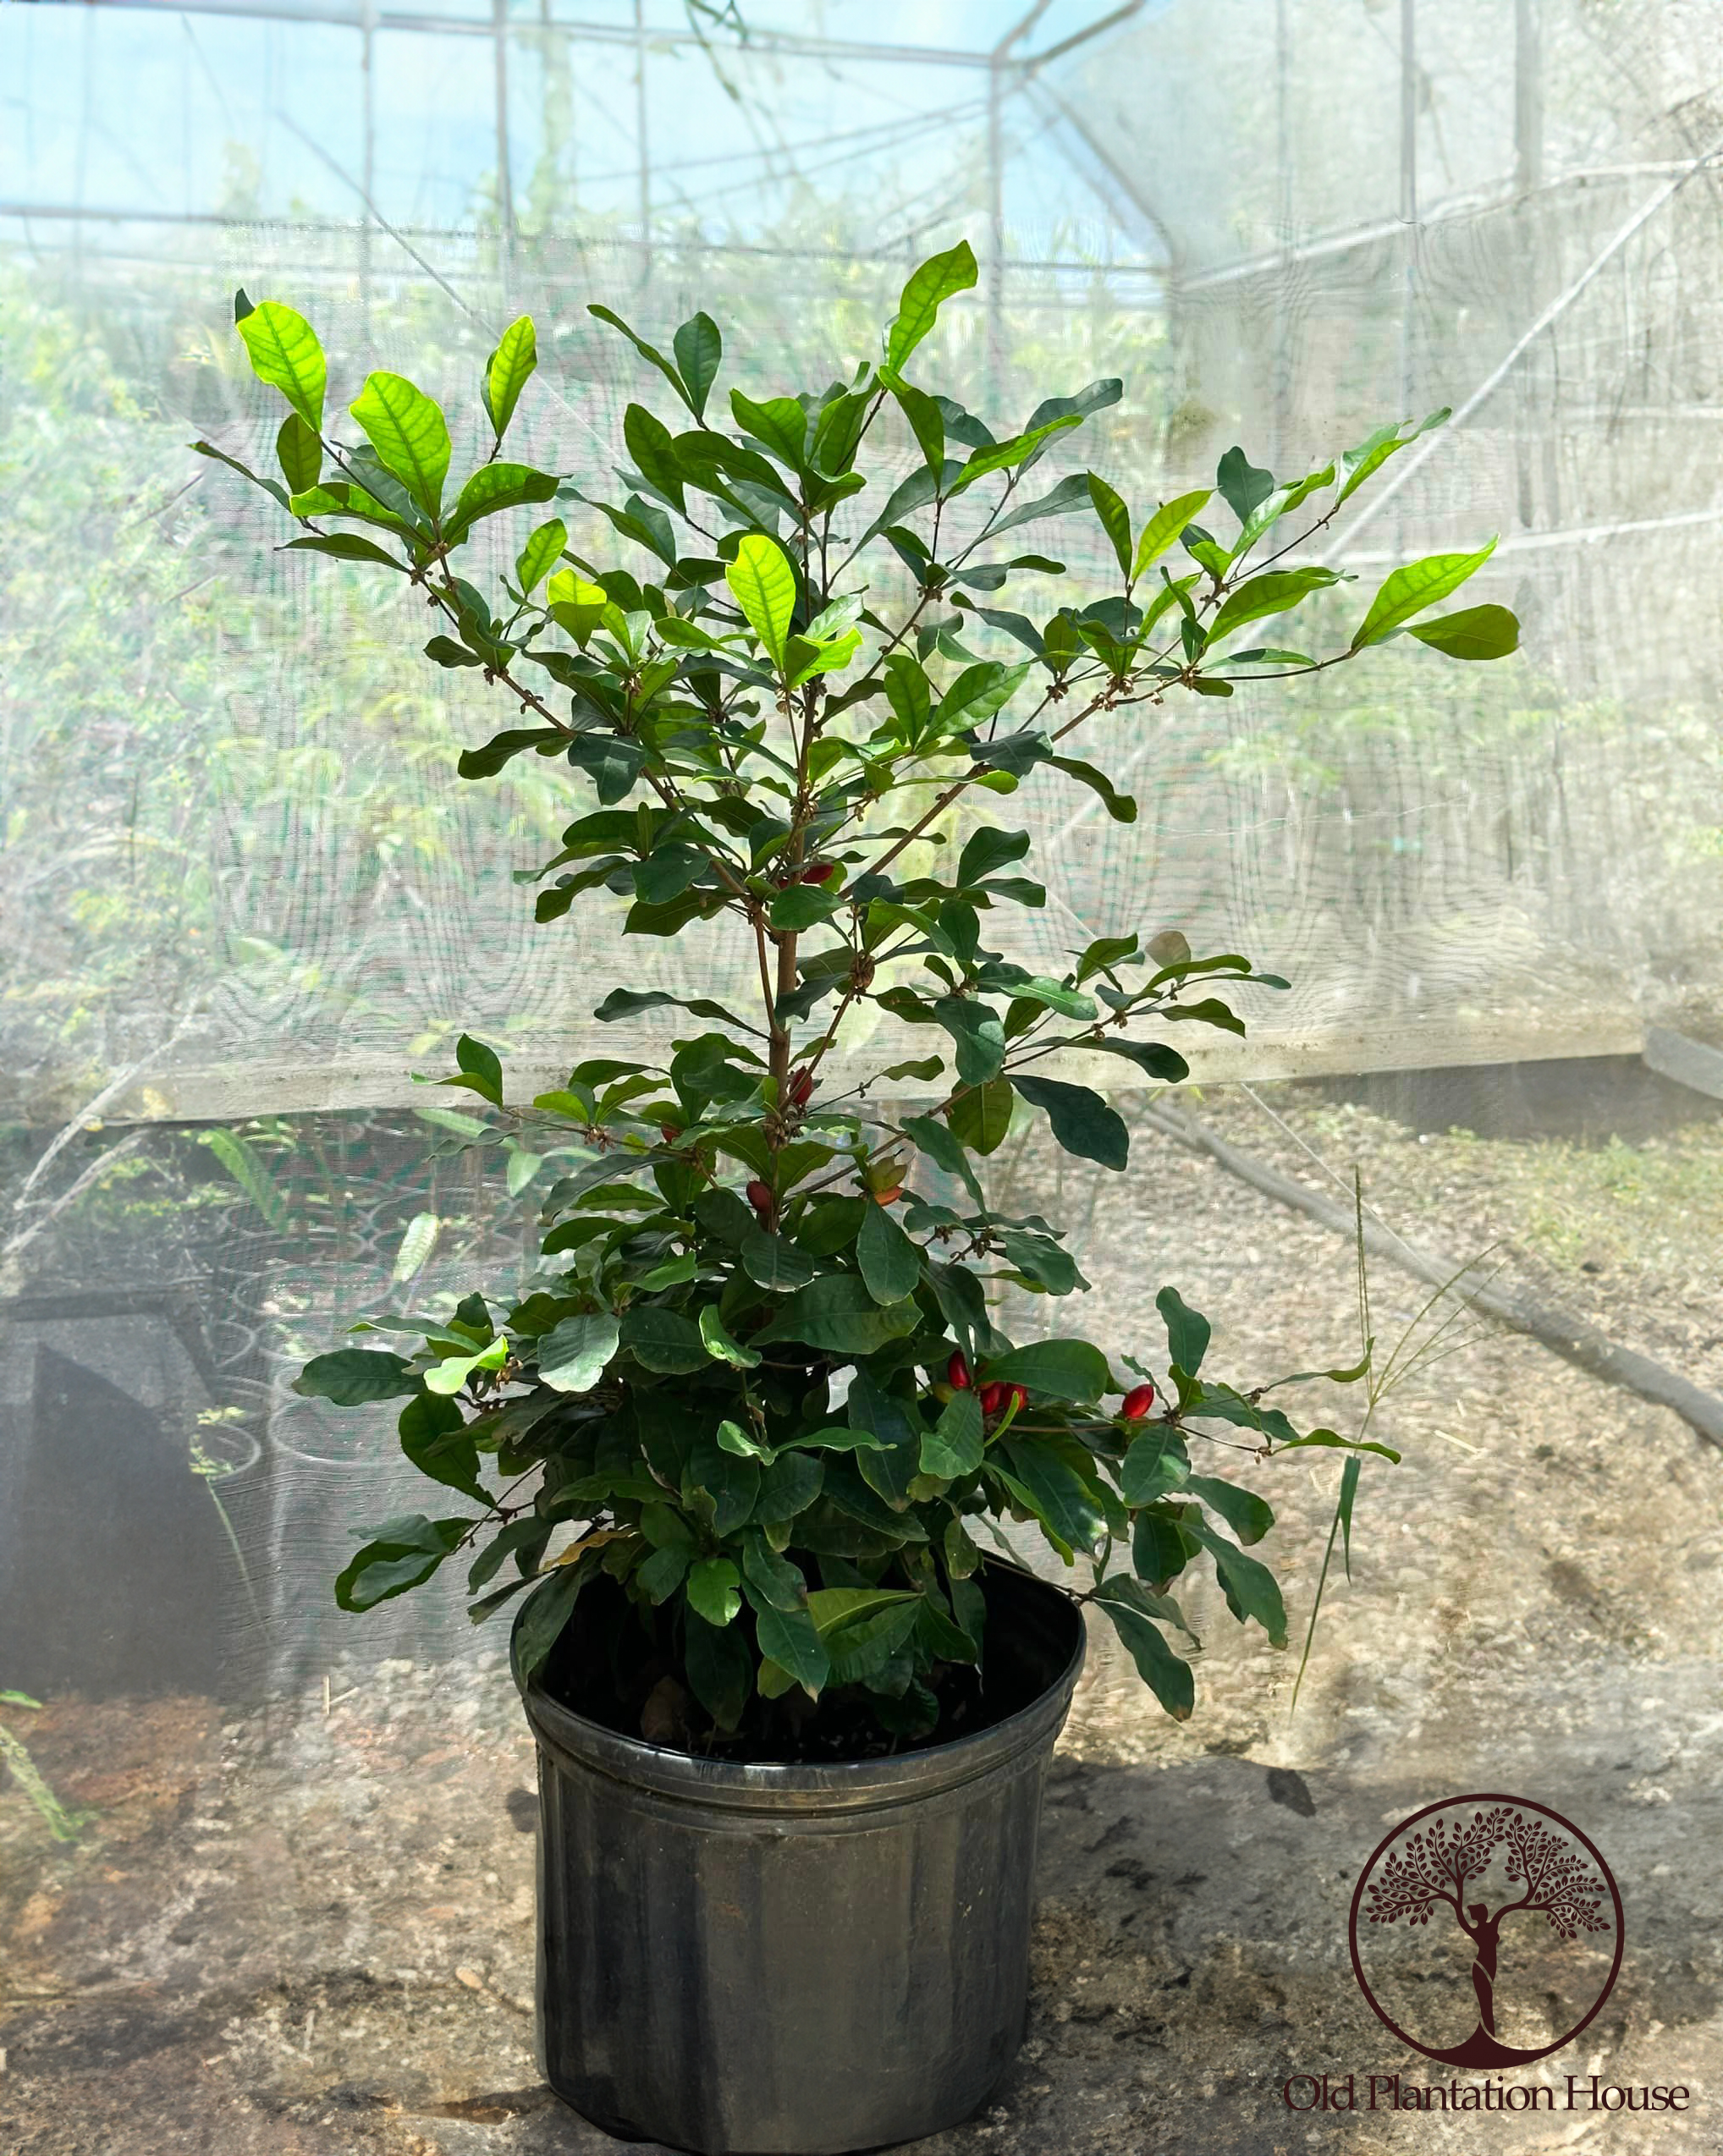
[[1348, 1794, 1624, 2066]]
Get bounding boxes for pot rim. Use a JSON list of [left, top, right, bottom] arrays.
[[520, 1560, 1087, 1817]]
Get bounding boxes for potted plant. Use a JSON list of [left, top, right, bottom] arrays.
[[204, 241, 1518, 2155]]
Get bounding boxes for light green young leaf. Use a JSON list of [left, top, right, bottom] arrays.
[[483, 316, 538, 438], [885, 239, 978, 372], [700, 1305, 762, 1369], [1405, 603, 1520, 661], [236, 300, 327, 431], [1131, 489, 1212, 582], [516, 518, 567, 595], [350, 371, 452, 518], [1351, 539, 1496, 650], [725, 533, 797, 670]]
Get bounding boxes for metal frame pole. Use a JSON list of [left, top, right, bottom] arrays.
[[494, 0, 515, 249]]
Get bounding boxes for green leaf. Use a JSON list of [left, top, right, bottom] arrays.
[[730, 389, 808, 470], [620, 1308, 709, 1373], [884, 370, 945, 474], [199, 1127, 289, 1231], [855, 1202, 922, 1306], [276, 411, 322, 493], [988, 470, 1093, 539], [350, 372, 452, 517], [445, 1031, 503, 1104], [740, 1228, 820, 1293], [1049, 755, 1136, 822], [947, 1078, 1014, 1156], [592, 987, 761, 1033], [446, 462, 559, 540], [1131, 489, 1212, 582], [699, 1304, 761, 1368], [673, 313, 723, 419], [1012, 1075, 1128, 1172], [885, 239, 977, 371], [951, 416, 1082, 493], [1405, 603, 1520, 661], [985, 1338, 1109, 1402], [749, 1598, 828, 1697], [1132, 1506, 1198, 1586], [902, 1113, 984, 1207], [1333, 407, 1449, 509], [1271, 1428, 1401, 1464], [516, 518, 567, 595], [458, 727, 564, 779], [686, 1557, 741, 1626], [336, 1515, 470, 1613], [757, 1450, 823, 1524], [1156, 1285, 1210, 1379], [1215, 446, 1274, 526], [483, 316, 538, 438], [284, 533, 406, 572], [1185, 1474, 1274, 1547], [933, 998, 1006, 1086], [1338, 1453, 1362, 1581], [236, 300, 327, 431], [1207, 567, 1341, 644], [684, 1609, 752, 1730], [1091, 1581, 1195, 1719], [1086, 472, 1131, 577], [921, 1389, 984, 1478], [537, 1312, 620, 1392], [398, 1390, 485, 1501], [1001, 1440, 1105, 1554], [1120, 1428, 1188, 1505], [725, 532, 797, 669], [756, 1275, 921, 1355], [294, 1348, 418, 1405], [1351, 539, 1496, 650], [511, 1561, 587, 1682], [590, 303, 698, 415], [1186, 1516, 1288, 1647]]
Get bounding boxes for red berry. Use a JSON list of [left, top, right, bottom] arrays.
[[659, 1123, 681, 1147], [785, 1066, 814, 1108], [1120, 1382, 1156, 1421], [1008, 1383, 1029, 1415], [946, 1350, 972, 1390], [746, 1179, 775, 1220], [798, 861, 837, 883], [978, 1381, 1006, 1417]]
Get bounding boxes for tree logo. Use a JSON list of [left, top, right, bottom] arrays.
[[1348, 1795, 1624, 2066]]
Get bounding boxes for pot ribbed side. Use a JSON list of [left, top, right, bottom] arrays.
[[519, 1563, 1086, 2156]]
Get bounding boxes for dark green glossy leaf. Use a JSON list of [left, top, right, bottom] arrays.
[[856, 1201, 922, 1305], [1184, 1473, 1274, 1547], [294, 1348, 417, 1405], [1012, 1075, 1128, 1171], [1091, 1581, 1195, 1719], [1156, 1285, 1210, 1378], [984, 1337, 1109, 1402]]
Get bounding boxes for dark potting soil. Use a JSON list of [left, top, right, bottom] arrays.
[[538, 1562, 1077, 1766]]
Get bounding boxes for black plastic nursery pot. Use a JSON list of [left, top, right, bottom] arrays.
[[517, 1561, 1087, 2156]]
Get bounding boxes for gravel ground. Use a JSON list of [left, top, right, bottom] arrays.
[[3, 1086, 1720, 2156]]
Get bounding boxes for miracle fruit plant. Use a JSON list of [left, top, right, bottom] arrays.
[[207, 241, 1519, 1750]]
